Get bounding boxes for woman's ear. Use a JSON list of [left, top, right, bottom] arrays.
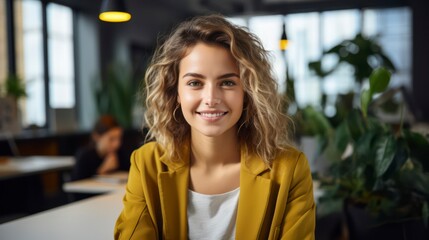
[[177, 95, 181, 104]]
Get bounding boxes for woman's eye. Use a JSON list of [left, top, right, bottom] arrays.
[[221, 80, 236, 87], [187, 81, 202, 87]]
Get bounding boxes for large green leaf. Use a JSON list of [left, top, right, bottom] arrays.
[[369, 67, 391, 94], [375, 135, 397, 177]]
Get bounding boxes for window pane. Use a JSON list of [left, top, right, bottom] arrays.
[[15, 0, 46, 127], [47, 3, 75, 108], [285, 13, 321, 107], [368, 7, 412, 89], [248, 15, 286, 92], [0, 0, 7, 83]]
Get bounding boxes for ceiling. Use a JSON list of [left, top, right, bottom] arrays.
[[48, 0, 408, 46], [50, 0, 407, 16]]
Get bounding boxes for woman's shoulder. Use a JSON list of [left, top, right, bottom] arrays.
[[133, 141, 165, 157], [131, 141, 167, 167], [272, 146, 310, 171]]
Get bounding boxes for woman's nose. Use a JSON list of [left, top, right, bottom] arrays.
[[203, 85, 221, 107], [205, 98, 221, 106]]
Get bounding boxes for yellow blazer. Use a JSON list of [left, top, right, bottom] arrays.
[[114, 142, 315, 239]]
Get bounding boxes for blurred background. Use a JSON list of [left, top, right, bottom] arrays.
[[0, 0, 429, 239]]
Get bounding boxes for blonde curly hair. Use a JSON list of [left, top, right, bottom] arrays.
[[144, 14, 293, 165]]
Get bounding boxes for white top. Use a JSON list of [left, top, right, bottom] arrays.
[[187, 188, 240, 240]]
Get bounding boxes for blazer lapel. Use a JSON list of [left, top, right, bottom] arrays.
[[236, 150, 273, 239], [158, 146, 190, 240]]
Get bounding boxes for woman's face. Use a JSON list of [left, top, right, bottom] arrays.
[[178, 42, 244, 138], [93, 127, 123, 154]]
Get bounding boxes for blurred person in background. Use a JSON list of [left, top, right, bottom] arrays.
[[71, 115, 128, 181]]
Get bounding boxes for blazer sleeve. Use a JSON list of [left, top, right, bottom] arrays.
[[114, 150, 157, 239], [280, 153, 316, 240]]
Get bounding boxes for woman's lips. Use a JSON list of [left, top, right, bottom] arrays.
[[196, 111, 228, 121]]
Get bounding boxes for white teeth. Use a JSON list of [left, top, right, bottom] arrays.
[[200, 112, 225, 118]]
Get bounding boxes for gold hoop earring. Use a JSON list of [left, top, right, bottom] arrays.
[[173, 104, 180, 123]]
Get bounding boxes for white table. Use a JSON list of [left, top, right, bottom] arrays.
[[0, 190, 125, 240], [63, 172, 128, 194], [0, 156, 75, 180]]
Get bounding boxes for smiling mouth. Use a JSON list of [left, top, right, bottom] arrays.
[[197, 112, 228, 118]]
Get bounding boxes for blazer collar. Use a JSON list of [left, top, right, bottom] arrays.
[[240, 146, 271, 175], [157, 144, 191, 239], [158, 143, 190, 171], [236, 147, 273, 238]]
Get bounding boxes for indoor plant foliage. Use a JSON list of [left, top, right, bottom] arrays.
[[307, 33, 398, 129], [94, 63, 135, 128], [316, 68, 429, 231], [3, 74, 27, 99], [308, 33, 396, 84]]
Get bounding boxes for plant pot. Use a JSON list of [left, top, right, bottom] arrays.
[[344, 201, 429, 240], [0, 96, 22, 134]]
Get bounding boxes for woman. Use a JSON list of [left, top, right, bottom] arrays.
[[115, 15, 315, 239], [71, 115, 124, 181]]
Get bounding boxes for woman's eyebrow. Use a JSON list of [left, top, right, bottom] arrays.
[[182, 72, 205, 79], [217, 73, 240, 79], [182, 72, 239, 79]]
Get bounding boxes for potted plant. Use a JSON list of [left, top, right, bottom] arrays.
[[0, 74, 27, 134], [316, 67, 429, 239]]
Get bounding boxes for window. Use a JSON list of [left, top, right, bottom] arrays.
[[228, 7, 412, 111], [248, 15, 286, 92], [47, 3, 75, 108], [13, 0, 76, 128], [15, 0, 45, 127], [0, 0, 8, 87]]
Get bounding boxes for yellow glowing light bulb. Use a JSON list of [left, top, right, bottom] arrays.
[[280, 39, 289, 51], [99, 11, 131, 22]]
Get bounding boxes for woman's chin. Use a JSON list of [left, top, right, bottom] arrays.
[[192, 126, 234, 138]]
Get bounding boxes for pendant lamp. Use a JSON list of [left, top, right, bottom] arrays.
[[280, 22, 288, 51], [99, 0, 131, 23]]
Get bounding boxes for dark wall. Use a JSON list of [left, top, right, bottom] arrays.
[[410, 0, 429, 120]]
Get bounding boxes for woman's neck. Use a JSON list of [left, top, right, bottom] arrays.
[[190, 128, 241, 170]]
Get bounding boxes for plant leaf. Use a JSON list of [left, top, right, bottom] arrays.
[[346, 110, 366, 142], [360, 89, 371, 118], [375, 135, 397, 177], [382, 139, 409, 179], [369, 67, 391, 94], [403, 130, 429, 171], [334, 121, 350, 153]]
